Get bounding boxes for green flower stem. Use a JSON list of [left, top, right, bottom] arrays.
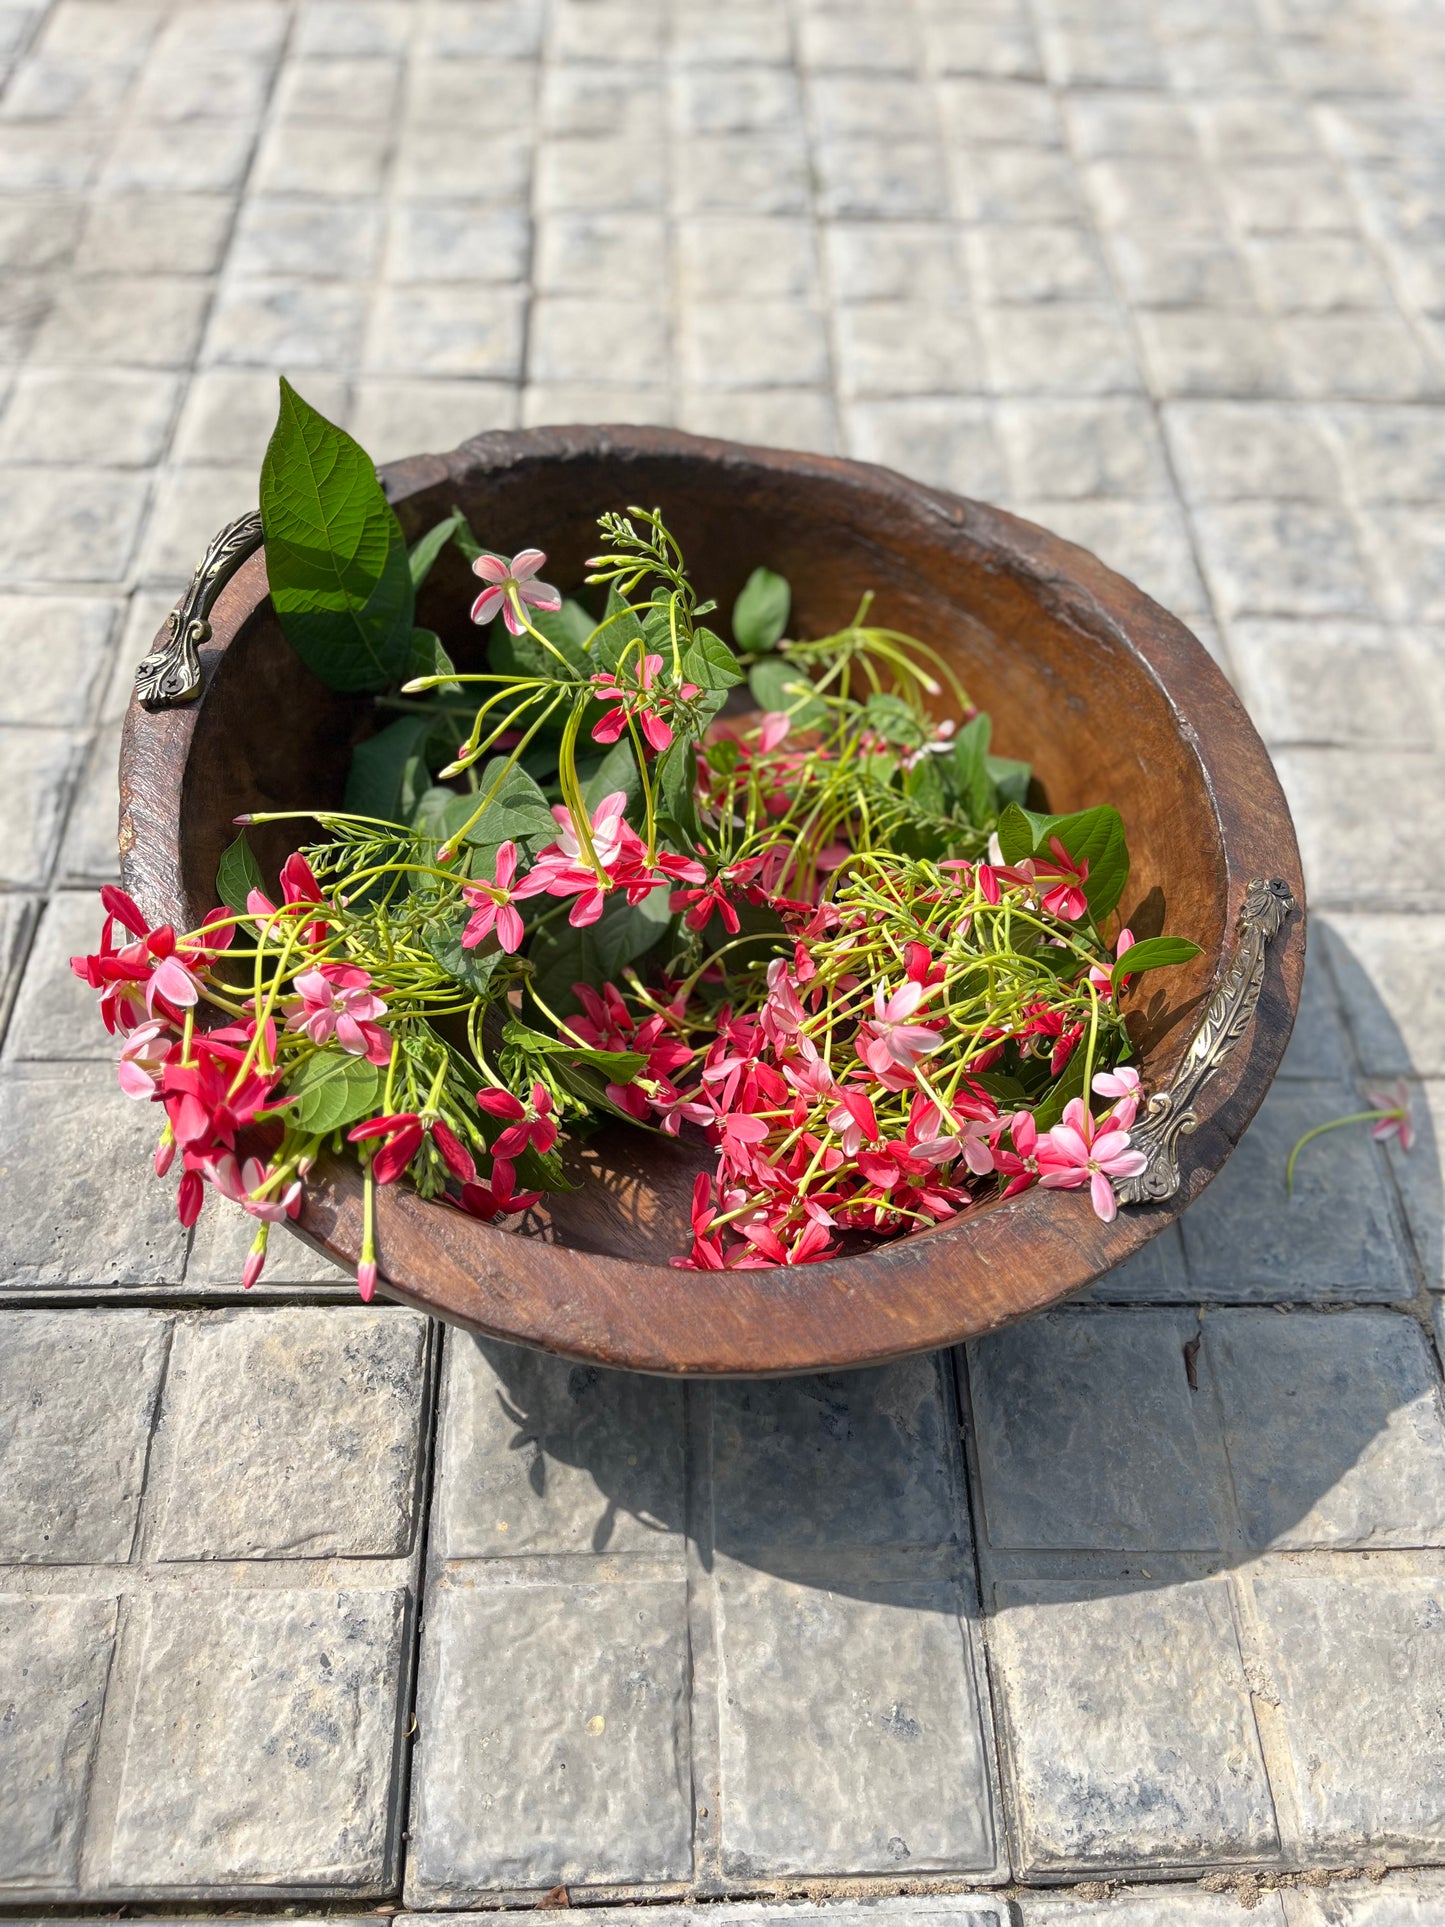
[[1285, 1110, 1398, 1195]]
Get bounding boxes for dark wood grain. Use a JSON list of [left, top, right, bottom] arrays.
[[118, 426, 1305, 1376]]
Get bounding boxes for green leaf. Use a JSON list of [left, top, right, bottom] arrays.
[[986, 754, 1032, 809], [287, 1051, 385, 1135], [1113, 935, 1202, 983], [996, 802, 1130, 922], [424, 918, 511, 998], [345, 714, 440, 824], [1030, 1042, 1088, 1133], [581, 737, 641, 811], [408, 511, 462, 588], [216, 832, 264, 913], [529, 883, 673, 1018], [748, 656, 827, 730], [405, 626, 459, 695], [656, 733, 700, 841], [501, 1022, 647, 1083], [681, 625, 745, 691], [448, 508, 482, 563], [732, 566, 790, 653], [951, 712, 994, 824], [863, 691, 927, 747], [259, 377, 414, 692], [462, 756, 557, 851]]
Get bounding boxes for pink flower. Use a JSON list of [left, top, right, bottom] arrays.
[[827, 1087, 879, 1158], [525, 791, 679, 928], [1038, 836, 1090, 922], [286, 961, 391, 1063], [470, 548, 563, 634], [1366, 1080, 1415, 1151], [1090, 927, 1136, 996], [208, 1153, 302, 1224], [1036, 1097, 1148, 1223], [117, 1019, 174, 1099], [757, 712, 791, 753], [591, 652, 700, 756], [859, 979, 944, 1077], [460, 840, 534, 953], [476, 1082, 557, 1159], [358, 1258, 378, 1303], [1092, 1064, 1143, 1131], [456, 1159, 544, 1221]]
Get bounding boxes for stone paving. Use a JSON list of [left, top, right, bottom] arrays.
[[0, 0, 1444, 1919]]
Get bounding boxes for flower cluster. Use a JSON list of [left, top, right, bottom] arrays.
[[88, 504, 1204, 1298]]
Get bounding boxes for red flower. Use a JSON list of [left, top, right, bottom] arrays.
[[1037, 836, 1090, 922], [476, 1081, 557, 1158], [456, 1159, 544, 1220], [348, 1112, 425, 1185]]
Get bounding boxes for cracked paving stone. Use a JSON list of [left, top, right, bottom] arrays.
[[989, 1578, 1279, 1876], [1251, 1572, 1445, 1863], [0, 1593, 117, 1893]]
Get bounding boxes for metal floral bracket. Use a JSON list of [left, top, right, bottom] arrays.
[[1115, 875, 1297, 1205], [134, 509, 265, 708]]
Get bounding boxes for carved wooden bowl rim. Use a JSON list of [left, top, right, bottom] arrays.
[[119, 425, 1305, 1377]]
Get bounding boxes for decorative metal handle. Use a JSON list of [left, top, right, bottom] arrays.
[[1115, 875, 1297, 1205], [134, 508, 264, 708]]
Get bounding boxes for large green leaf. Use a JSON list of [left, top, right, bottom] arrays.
[[345, 714, 440, 824], [732, 566, 790, 653], [581, 737, 641, 810], [287, 1051, 385, 1134], [986, 754, 1032, 809], [259, 378, 414, 692], [491, 597, 594, 679], [216, 832, 263, 913], [681, 626, 744, 691], [588, 585, 646, 674], [1113, 935, 1201, 984], [404, 626, 459, 692], [951, 712, 993, 825], [462, 757, 558, 852]]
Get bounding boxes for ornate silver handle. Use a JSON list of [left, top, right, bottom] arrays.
[[1114, 875, 1297, 1205], [134, 508, 264, 708]]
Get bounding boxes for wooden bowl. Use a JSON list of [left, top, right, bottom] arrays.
[[119, 426, 1304, 1375]]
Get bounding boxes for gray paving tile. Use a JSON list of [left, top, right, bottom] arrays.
[[405, 1578, 693, 1901], [204, 276, 369, 372], [677, 387, 839, 455], [433, 1334, 685, 1559], [402, 1901, 1009, 1927], [714, 1565, 999, 1878], [1026, 1893, 1287, 1924], [0, 1308, 169, 1562], [1227, 620, 1434, 749], [1078, 1222, 1192, 1301], [149, 1308, 429, 1562], [989, 1579, 1279, 1876], [0, 1062, 189, 1289], [0, 469, 147, 584], [1276, 749, 1445, 913], [0, 1593, 118, 1891], [967, 1310, 1220, 1551], [1394, 1080, 1443, 1292], [711, 1358, 963, 1554], [0, 727, 82, 886], [182, 1201, 354, 1293], [0, 595, 116, 726], [1179, 1081, 1414, 1300], [1252, 1572, 1445, 1862], [1286, 1875, 1445, 1924], [1319, 913, 1445, 1079], [1210, 1309, 1445, 1548], [107, 1586, 409, 1891], [844, 399, 1006, 499]]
